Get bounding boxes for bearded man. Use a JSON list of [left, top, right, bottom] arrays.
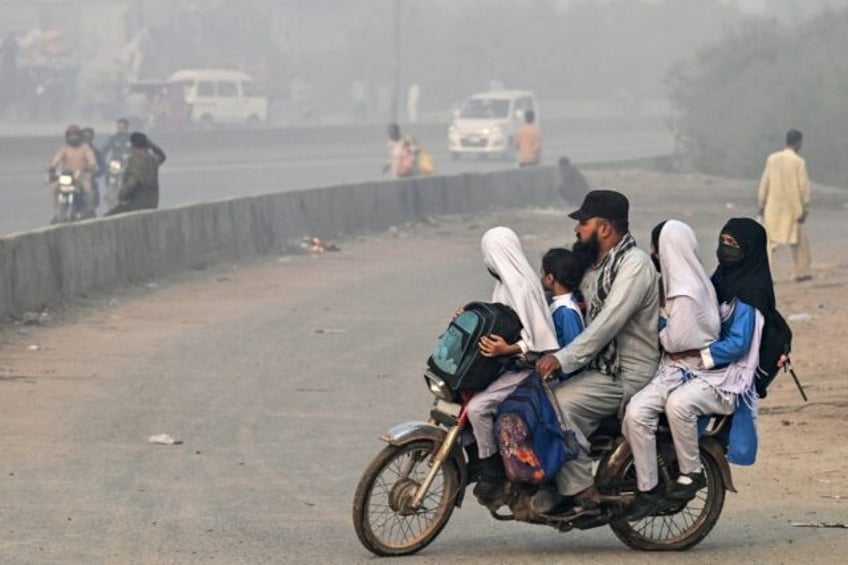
[[535, 190, 661, 517]]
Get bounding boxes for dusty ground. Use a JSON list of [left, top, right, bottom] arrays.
[[0, 170, 846, 563]]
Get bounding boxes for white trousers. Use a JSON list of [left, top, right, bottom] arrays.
[[622, 374, 734, 492], [466, 370, 531, 459]]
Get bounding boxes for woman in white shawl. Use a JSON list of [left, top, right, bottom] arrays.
[[468, 226, 560, 500], [622, 219, 721, 520]]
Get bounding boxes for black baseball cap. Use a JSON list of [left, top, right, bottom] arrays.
[[568, 190, 629, 222]]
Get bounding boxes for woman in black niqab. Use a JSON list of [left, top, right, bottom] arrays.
[[711, 218, 776, 316]]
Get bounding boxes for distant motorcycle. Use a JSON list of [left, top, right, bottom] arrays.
[[352, 368, 734, 556], [104, 157, 126, 210], [51, 170, 88, 223]]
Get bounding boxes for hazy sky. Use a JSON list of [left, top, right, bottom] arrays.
[[3, 0, 847, 119]]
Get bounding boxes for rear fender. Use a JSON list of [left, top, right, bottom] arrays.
[[594, 437, 630, 489], [700, 436, 736, 493], [380, 421, 468, 507]]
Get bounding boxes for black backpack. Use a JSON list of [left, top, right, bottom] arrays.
[[427, 302, 523, 392], [755, 309, 792, 399]]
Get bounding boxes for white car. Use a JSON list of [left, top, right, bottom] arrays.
[[168, 69, 268, 128], [448, 90, 538, 159]]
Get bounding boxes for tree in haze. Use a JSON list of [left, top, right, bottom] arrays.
[[667, 6, 848, 186], [124, 0, 749, 118]]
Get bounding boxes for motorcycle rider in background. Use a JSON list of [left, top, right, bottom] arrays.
[[82, 126, 105, 213], [101, 118, 133, 210], [101, 118, 132, 163], [48, 125, 97, 222]]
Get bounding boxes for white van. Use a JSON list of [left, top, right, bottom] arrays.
[[447, 90, 538, 159], [167, 69, 268, 127]]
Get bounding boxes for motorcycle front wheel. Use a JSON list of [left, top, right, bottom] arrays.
[[608, 448, 725, 551], [105, 180, 119, 210], [57, 199, 72, 223], [353, 439, 461, 556]]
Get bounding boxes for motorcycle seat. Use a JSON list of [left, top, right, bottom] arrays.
[[587, 413, 673, 446], [591, 415, 622, 440]]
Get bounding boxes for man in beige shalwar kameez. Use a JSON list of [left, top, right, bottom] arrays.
[[757, 129, 812, 282]]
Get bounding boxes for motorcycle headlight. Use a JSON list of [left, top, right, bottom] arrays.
[[58, 174, 74, 185], [109, 160, 123, 173], [423, 370, 453, 402]]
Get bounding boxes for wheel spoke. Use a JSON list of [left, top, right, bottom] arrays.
[[660, 515, 671, 540]]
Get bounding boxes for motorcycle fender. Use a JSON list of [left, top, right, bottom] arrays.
[[700, 436, 736, 493], [380, 421, 468, 507], [380, 421, 447, 446], [594, 437, 630, 488]]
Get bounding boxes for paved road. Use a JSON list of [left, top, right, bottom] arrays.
[[0, 119, 673, 235], [1, 176, 847, 562]]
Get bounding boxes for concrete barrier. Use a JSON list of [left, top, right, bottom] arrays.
[[0, 166, 571, 321]]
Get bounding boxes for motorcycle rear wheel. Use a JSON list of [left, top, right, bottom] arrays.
[[608, 448, 725, 551], [353, 439, 460, 556]]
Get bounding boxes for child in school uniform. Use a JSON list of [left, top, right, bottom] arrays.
[[540, 248, 586, 351]]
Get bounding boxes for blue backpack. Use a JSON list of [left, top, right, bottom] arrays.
[[495, 373, 582, 484]]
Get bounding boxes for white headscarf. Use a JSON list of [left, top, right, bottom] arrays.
[[481, 227, 560, 352], [659, 219, 721, 344]]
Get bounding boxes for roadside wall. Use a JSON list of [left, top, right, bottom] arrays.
[[0, 166, 571, 320]]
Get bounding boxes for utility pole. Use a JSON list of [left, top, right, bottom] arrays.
[[390, 0, 401, 124]]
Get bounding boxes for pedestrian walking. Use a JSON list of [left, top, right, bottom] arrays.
[[757, 129, 812, 282]]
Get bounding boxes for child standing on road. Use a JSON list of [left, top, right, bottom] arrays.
[[540, 248, 586, 350]]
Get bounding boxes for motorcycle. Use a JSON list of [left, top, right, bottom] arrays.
[[352, 369, 735, 556], [104, 157, 126, 211], [52, 170, 88, 223]]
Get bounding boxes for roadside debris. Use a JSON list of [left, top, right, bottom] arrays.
[[296, 236, 342, 254], [148, 434, 183, 445], [26, 345, 40, 351], [791, 522, 847, 528], [315, 328, 348, 335], [787, 312, 813, 323], [20, 311, 52, 326]]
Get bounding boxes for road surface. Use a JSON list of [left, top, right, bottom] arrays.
[[1, 170, 846, 563]]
